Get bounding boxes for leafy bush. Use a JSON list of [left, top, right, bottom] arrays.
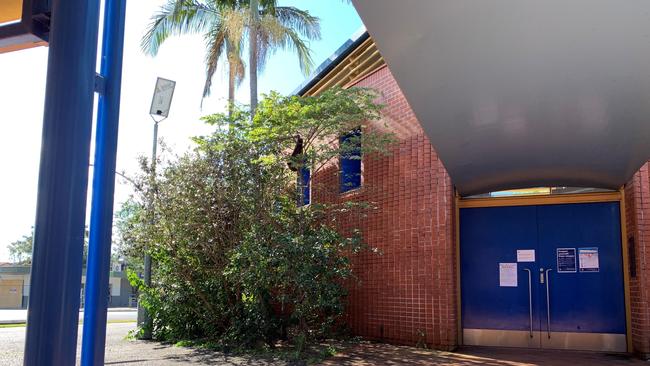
[[119, 88, 391, 351]]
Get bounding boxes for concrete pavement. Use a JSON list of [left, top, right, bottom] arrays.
[[319, 343, 647, 366], [1, 323, 648, 365], [0, 323, 286, 366]]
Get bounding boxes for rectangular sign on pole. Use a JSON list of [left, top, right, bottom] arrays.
[[149, 77, 176, 118]]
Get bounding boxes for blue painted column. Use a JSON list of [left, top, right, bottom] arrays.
[[81, 0, 127, 363], [23, 0, 101, 364]]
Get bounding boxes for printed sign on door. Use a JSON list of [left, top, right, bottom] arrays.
[[579, 247, 599, 272], [557, 248, 577, 273], [499, 263, 518, 287]]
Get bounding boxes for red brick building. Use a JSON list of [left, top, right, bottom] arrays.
[[296, 30, 650, 357]]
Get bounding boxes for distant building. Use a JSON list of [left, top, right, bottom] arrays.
[[0, 263, 135, 309]]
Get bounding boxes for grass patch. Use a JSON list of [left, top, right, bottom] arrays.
[[106, 319, 137, 324], [0, 319, 136, 329]]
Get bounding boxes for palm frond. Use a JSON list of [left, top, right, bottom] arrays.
[[141, 0, 219, 56], [220, 8, 247, 87], [202, 8, 247, 98], [273, 6, 321, 41], [257, 14, 315, 76], [229, 47, 246, 87], [220, 7, 247, 48], [202, 24, 227, 99], [282, 28, 314, 76]]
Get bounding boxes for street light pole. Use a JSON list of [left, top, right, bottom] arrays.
[[138, 77, 176, 339], [139, 118, 158, 339]]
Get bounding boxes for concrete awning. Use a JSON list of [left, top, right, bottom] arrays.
[[352, 0, 650, 195]]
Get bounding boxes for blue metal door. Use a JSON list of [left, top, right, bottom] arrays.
[[536, 202, 626, 350], [460, 201, 626, 351], [461, 205, 543, 347]]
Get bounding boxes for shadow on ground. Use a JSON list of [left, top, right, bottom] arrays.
[[106, 339, 284, 365], [318, 343, 646, 366]]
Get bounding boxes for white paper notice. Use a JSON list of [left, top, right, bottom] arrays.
[[579, 247, 599, 272], [499, 263, 518, 287], [517, 249, 535, 262]]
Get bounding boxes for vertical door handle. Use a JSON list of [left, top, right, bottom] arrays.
[[545, 268, 553, 339], [523, 268, 533, 338]]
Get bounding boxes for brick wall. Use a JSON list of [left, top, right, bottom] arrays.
[[309, 61, 650, 353], [312, 65, 457, 349], [625, 163, 650, 357]]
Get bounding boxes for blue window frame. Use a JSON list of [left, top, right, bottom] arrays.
[[299, 167, 310, 206], [340, 129, 361, 193]]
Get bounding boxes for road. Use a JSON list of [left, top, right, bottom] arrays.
[[0, 308, 137, 324]]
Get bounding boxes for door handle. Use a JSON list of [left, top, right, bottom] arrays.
[[545, 268, 553, 339], [523, 268, 533, 338]]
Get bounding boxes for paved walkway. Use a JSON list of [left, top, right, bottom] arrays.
[[2, 323, 648, 365], [0, 323, 286, 365], [319, 343, 647, 366]]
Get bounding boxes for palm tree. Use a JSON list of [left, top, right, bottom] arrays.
[[141, 0, 320, 115], [246, 0, 320, 114], [249, 0, 259, 114], [141, 0, 245, 114]]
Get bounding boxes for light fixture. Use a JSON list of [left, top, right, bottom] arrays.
[[149, 77, 176, 119]]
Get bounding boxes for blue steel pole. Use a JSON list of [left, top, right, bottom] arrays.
[[81, 0, 127, 363], [23, 0, 101, 364]]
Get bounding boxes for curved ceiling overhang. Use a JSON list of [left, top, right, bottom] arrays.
[[352, 0, 650, 196]]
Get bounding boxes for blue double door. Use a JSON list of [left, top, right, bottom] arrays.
[[460, 202, 627, 351]]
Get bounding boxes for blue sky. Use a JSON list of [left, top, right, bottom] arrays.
[[257, 1, 363, 95], [0, 0, 363, 262]]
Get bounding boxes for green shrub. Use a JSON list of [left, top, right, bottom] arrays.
[[120, 88, 391, 352]]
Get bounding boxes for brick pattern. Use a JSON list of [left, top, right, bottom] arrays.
[[310, 62, 650, 354], [312, 66, 457, 349], [625, 163, 650, 357]]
